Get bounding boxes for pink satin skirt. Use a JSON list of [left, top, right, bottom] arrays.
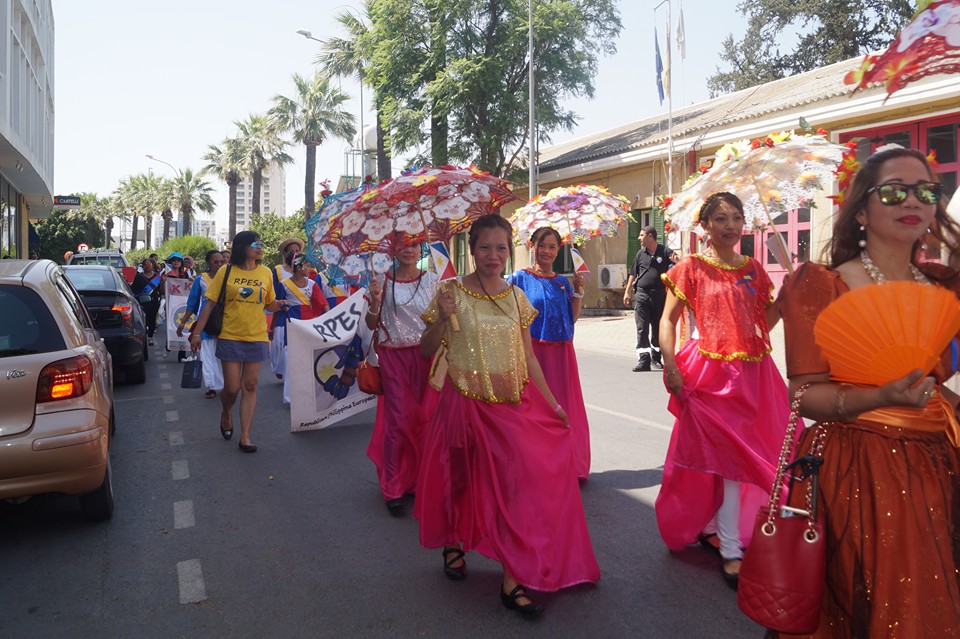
[[366, 345, 435, 501], [415, 381, 600, 592], [532, 340, 591, 480], [655, 339, 790, 551]]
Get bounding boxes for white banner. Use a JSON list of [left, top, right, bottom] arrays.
[[287, 289, 377, 432], [165, 278, 191, 352]]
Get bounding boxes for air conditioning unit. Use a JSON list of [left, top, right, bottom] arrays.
[[598, 264, 628, 290]]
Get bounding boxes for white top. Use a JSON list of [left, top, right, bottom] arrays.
[[377, 271, 440, 347]]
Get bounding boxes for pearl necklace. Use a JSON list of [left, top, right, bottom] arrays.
[[860, 250, 930, 284]]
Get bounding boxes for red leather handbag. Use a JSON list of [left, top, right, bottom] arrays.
[[737, 384, 826, 634], [357, 359, 382, 395], [357, 330, 382, 396]]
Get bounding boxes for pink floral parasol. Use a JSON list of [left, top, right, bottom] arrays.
[[509, 184, 630, 247], [845, 0, 960, 98], [320, 165, 517, 258]]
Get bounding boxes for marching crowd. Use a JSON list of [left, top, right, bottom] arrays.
[[159, 146, 958, 635]]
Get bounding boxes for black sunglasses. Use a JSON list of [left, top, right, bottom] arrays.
[[867, 181, 942, 206]]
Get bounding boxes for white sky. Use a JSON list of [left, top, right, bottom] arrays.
[[52, 1, 747, 233]]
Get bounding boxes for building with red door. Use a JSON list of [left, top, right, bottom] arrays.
[[516, 56, 960, 307]]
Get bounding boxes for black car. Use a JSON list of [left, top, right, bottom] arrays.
[[63, 265, 150, 384]]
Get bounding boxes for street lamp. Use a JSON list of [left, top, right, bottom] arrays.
[[145, 154, 181, 177], [296, 27, 366, 181]]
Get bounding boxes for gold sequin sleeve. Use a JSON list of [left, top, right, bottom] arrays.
[[513, 286, 538, 329], [421, 291, 441, 324]]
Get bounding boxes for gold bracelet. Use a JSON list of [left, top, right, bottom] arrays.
[[834, 383, 853, 423]]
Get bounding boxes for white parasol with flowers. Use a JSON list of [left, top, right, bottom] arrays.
[[662, 131, 848, 248]]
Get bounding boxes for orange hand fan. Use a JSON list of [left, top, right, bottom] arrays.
[[813, 281, 960, 386]]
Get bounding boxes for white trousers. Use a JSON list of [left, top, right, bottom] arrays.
[[717, 479, 743, 560], [200, 337, 223, 391], [269, 325, 286, 375]]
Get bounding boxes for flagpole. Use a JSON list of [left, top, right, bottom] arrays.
[[528, 0, 537, 200], [667, 0, 673, 196], [654, 0, 674, 196]]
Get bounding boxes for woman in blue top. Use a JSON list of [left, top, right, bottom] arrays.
[[507, 226, 590, 479], [176, 250, 225, 398]]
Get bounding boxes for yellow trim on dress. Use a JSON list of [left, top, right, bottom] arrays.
[[691, 253, 750, 270], [454, 279, 514, 300], [697, 347, 771, 362]]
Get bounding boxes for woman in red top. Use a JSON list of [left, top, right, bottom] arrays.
[[657, 192, 790, 589]]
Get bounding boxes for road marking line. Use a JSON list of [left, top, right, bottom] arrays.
[[176, 559, 206, 603], [171, 460, 190, 480], [174, 500, 195, 529], [115, 395, 175, 403], [584, 403, 673, 433], [158, 372, 169, 379], [163, 396, 175, 404], [169, 431, 184, 446], [166, 410, 179, 422], [160, 383, 172, 391]]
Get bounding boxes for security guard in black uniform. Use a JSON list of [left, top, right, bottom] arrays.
[[623, 226, 676, 371]]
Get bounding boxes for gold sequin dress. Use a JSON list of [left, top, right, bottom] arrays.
[[414, 281, 601, 591]]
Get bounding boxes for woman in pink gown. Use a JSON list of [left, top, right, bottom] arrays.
[[417, 215, 599, 617], [365, 244, 439, 515], [657, 192, 790, 589]]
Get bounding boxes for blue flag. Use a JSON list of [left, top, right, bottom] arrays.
[[655, 28, 665, 105]]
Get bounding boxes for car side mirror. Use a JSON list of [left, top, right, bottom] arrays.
[[137, 294, 152, 305]]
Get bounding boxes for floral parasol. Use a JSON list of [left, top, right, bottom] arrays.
[[305, 178, 394, 279], [663, 131, 847, 238], [509, 184, 630, 247], [844, 0, 960, 98], [320, 165, 516, 256]]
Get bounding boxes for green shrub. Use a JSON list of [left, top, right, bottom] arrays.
[[249, 212, 306, 268]]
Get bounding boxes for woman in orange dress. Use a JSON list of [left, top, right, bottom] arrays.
[[777, 146, 960, 637]]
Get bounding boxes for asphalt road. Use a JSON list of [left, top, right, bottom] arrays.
[[0, 343, 763, 639]]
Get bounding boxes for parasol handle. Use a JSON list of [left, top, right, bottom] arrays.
[[751, 177, 795, 275], [417, 204, 460, 332], [440, 280, 460, 331]]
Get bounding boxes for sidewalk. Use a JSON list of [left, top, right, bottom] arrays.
[[574, 311, 788, 375]]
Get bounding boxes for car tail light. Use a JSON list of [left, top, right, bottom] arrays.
[[113, 297, 133, 327], [36, 355, 94, 403]]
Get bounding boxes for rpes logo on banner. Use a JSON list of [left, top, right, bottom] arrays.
[[165, 279, 192, 352], [287, 289, 377, 432]]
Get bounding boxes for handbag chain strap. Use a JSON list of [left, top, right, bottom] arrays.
[[762, 383, 825, 541]]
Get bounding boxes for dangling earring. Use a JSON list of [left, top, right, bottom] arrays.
[[921, 227, 931, 252], [858, 224, 867, 248]]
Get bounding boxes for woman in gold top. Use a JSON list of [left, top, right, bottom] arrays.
[[416, 214, 600, 618]]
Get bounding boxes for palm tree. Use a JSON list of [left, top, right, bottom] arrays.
[[102, 196, 126, 249], [171, 168, 216, 236], [152, 176, 177, 243], [235, 114, 293, 217], [116, 174, 157, 251], [71, 192, 112, 248], [201, 137, 244, 240], [315, 4, 392, 181], [270, 73, 355, 221]]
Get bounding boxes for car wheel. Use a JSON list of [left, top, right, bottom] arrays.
[[79, 458, 114, 522], [143, 339, 149, 362], [110, 407, 116, 439], [126, 359, 147, 385]]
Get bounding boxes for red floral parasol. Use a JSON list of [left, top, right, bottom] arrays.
[[845, 0, 960, 98], [320, 165, 517, 257]]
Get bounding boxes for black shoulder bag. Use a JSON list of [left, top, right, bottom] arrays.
[[204, 265, 231, 337]]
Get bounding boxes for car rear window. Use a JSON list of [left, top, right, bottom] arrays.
[[64, 270, 118, 292], [70, 255, 125, 268], [0, 285, 66, 357]]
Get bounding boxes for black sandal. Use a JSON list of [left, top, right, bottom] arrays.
[[442, 547, 467, 581], [500, 584, 544, 617], [721, 559, 741, 591]]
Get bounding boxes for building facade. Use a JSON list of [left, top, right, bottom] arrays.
[[235, 160, 286, 230], [0, 1, 54, 257], [527, 57, 960, 307]]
